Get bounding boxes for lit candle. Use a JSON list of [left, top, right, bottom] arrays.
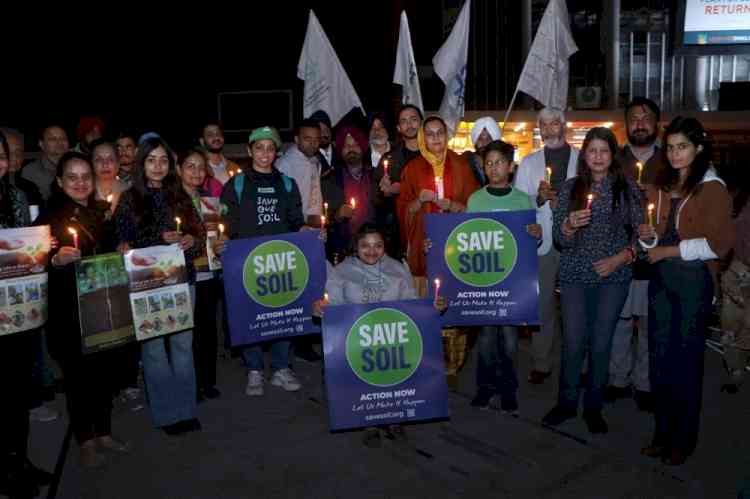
[[433, 278, 441, 306], [545, 167, 552, 183], [636, 162, 643, 184], [324, 292, 329, 303], [324, 201, 329, 214], [320, 215, 326, 227], [350, 197, 356, 210], [67, 227, 79, 250], [586, 194, 594, 210], [435, 176, 444, 200], [175, 216, 182, 233], [229, 170, 235, 178], [383, 159, 389, 176], [218, 223, 225, 236], [106, 194, 113, 204], [647, 203, 655, 226]]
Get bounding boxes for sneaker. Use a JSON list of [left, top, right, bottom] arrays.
[[500, 395, 519, 415], [470, 392, 492, 409], [245, 370, 264, 396], [124, 387, 141, 400], [270, 368, 301, 392], [583, 409, 608, 434], [542, 405, 577, 426], [29, 405, 59, 423]]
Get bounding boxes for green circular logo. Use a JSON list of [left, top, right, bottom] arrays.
[[345, 308, 423, 387], [444, 218, 518, 287], [243, 240, 309, 308]]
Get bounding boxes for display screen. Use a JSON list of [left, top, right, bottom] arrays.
[[683, 0, 750, 45]]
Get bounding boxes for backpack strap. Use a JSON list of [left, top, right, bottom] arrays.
[[233, 173, 245, 203], [281, 174, 292, 193]]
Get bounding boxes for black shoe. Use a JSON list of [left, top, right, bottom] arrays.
[[500, 395, 519, 415], [470, 392, 492, 409], [527, 370, 552, 385], [603, 385, 632, 403], [0, 456, 40, 499], [295, 347, 322, 363], [184, 418, 202, 432], [721, 383, 739, 394], [23, 458, 52, 486], [583, 410, 608, 434], [162, 422, 186, 436], [542, 405, 577, 426], [203, 386, 221, 399], [634, 390, 655, 412]]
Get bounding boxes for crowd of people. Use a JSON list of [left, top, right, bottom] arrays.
[[0, 95, 747, 497]]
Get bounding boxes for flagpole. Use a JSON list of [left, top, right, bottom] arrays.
[[501, 86, 521, 139]]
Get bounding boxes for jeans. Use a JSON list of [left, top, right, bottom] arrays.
[[241, 340, 290, 372], [476, 326, 518, 399], [0, 332, 33, 458], [60, 352, 114, 444], [194, 278, 220, 390], [649, 259, 712, 455], [141, 286, 197, 427], [558, 282, 630, 411], [532, 247, 561, 373]]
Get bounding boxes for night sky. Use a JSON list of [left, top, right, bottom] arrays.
[[5, 2, 445, 149]]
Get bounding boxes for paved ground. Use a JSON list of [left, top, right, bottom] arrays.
[[24, 334, 750, 499]]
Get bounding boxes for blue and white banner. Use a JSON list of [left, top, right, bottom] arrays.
[[425, 211, 540, 327], [223, 231, 326, 346], [323, 299, 449, 431]]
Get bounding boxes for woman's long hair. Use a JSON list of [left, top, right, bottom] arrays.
[[655, 116, 713, 197], [0, 131, 20, 227], [129, 137, 199, 230], [47, 151, 98, 212], [569, 127, 631, 215]]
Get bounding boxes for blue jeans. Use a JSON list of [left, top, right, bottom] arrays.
[[558, 282, 630, 411], [141, 286, 197, 428], [648, 259, 712, 455], [241, 340, 290, 372], [476, 326, 518, 399]]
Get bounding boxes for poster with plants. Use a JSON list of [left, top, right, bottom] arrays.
[[75, 253, 135, 354], [124, 244, 193, 341], [0, 226, 51, 336]]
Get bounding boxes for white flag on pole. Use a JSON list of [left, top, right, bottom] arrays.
[[393, 11, 424, 113], [432, 0, 471, 136], [516, 0, 578, 110], [297, 10, 364, 126]]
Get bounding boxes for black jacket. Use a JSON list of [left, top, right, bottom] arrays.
[[39, 199, 117, 361], [220, 167, 305, 239]]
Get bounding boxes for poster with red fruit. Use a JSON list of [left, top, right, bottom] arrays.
[[124, 244, 194, 341], [0, 225, 51, 336]]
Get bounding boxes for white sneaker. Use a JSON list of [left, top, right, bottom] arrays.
[[245, 370, 264, 396], [29, 405, 59, 422], [124, 387, 141, 400], [270, 368, 301, 392]]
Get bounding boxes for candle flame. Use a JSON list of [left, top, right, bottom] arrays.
[[434, 278, 440, 288], [648, 203, 655, 211], [67, 227, 77, 236], [106, 194, 113, 203], [320, 215, 326, 226], [218, 223, 225, 234], [350, 197, 356, 209], [175, 217, 181, 223], [587, 194, 593, 201], [324, 292, 329, 302]]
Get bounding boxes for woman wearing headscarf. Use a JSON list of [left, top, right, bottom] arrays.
[[396, 116, 481, 290]]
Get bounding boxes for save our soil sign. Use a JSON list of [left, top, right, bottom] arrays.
[[425, 211, 540, 327], [322, 299, 449, 431], [123, 244, 194, 341], [222, 230, 326, 346], [0, 226, 51, 336]]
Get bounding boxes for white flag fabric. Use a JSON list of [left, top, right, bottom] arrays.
[[516, 0, 578, 110], [432, 0, 471, 137], [297, 10, 364, 126], [393, 11, 424, 113]]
